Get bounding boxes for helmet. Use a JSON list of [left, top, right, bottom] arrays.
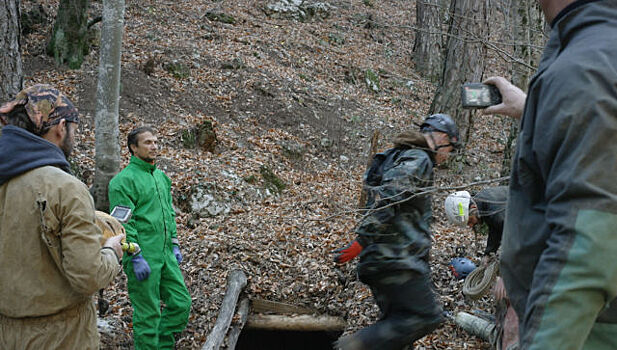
[[449, 257, 476, 280], [95, 211, 126, 246], [421, 114, 460, 146], [444, 191, 471, 226]]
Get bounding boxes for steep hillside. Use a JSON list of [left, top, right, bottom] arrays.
[[19, 0, 510, 348]]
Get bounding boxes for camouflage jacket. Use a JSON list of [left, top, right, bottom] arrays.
[[356, 142, 434, 280]]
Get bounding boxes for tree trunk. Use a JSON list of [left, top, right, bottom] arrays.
[[202, 269, 248, 350], [0, 0, 22, 102], [224, 298, 250, 350], [358, 130, 380, 209], [90, 0, 124, 211], [413, 0, 449, 83], [246, 314, 346, 332], [429, 0, 489, 143], [500, 0, 546, 177], [47, 0, 90, 69]]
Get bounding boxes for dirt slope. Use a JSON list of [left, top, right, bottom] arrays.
[[19, 0, 510, 348]]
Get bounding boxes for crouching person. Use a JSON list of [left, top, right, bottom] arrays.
[[444, 188, 519, 350]]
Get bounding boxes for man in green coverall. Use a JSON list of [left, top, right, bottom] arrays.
[[109, 126, 191, 349]]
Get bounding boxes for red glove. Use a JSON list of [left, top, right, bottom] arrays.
[[334, 240, 363, 264]]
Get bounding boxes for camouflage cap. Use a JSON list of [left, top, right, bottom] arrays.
[[0, 84, 79, 132]]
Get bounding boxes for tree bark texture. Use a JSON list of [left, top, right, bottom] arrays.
[[246, 314, 346, 332], [358, 130, 380, 209], [47, 0, 90, 69], [500, 0, 546, 177], [510, 0, 545, 89], [224, 298, 250, 350], [202, 269, 248, 350], [250, 298, 312, 315], [413, 0, 449, 83], [91, 0, 124, 211], [0, 0, 22, 102], [429, 0, 489, 142]]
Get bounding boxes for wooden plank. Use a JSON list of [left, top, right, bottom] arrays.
[[224, 298, 250, 350], [202, 269, 248, 350], [246, 314, 346, 332], [250, 298, 313, 315]]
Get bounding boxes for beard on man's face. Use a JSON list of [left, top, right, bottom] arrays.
[[60, 131, 74, 159]]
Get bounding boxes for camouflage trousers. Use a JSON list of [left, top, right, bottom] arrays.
[[338, 270, 443, 350]]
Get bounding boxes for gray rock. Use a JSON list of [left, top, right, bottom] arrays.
[[264, 0, 334, 21], [190, 187, 231, 217]]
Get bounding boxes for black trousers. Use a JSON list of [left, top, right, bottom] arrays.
[[354, 270, 444, 350]]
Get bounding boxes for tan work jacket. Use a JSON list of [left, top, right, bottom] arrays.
[[0, 165, 120, 318]]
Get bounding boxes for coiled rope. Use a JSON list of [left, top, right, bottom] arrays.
[[463, 259, 499, 300]]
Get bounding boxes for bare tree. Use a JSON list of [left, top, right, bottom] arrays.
[[47, 0, 90, 69], [90, 0, 125, 211], [413, 0, 449, 83], [0, 0, 22, 102], [499, 0, 546, 176], [509, 0, 545, 88], [429, 0, 490, 142]]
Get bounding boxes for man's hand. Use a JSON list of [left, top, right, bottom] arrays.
[[132, 254, 151, 281], [103, 234, 125, 261], [482, 76, 527, 119], [333, 240, 363, 264], [493, 276, 508, 301], [173, 245, 183, 264]]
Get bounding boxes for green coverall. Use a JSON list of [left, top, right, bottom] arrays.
[[109, 155, 191, 350]]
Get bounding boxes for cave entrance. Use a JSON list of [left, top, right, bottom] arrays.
[[231, 299, 346, 350], [236, 303, 346, 350], [235, 329, 343, 350]]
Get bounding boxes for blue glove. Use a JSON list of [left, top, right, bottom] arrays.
[[131, 254, 151, 281], [173, 245, 183, 264]]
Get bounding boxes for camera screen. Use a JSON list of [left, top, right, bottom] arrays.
[[110, 206, 131, 222], [464, 86, 491, 104]]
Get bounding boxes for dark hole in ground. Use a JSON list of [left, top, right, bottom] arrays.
[[236, 329, 343, 350]]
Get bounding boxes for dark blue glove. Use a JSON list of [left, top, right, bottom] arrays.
[[132, 254, 151, 281], [173, 245, 183, 264]]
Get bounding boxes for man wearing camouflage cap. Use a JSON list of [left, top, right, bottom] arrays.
[[0, 84, 125, 349], [334, 114, 460, 350]]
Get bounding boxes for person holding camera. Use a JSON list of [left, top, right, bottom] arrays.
[[333, 114, 460, 350], [0, 85, 124, 349], [481, 1, 617, 348]]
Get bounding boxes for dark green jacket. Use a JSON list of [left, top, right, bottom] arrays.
[[108, 156, 177, 265], [502, 1, 617, 347]]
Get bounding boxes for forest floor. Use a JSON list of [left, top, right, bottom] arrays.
[[20, 0, 515, 349]]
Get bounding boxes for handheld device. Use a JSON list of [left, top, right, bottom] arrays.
[[110, 205, 132, 223], [461, 83, 502, 109]]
